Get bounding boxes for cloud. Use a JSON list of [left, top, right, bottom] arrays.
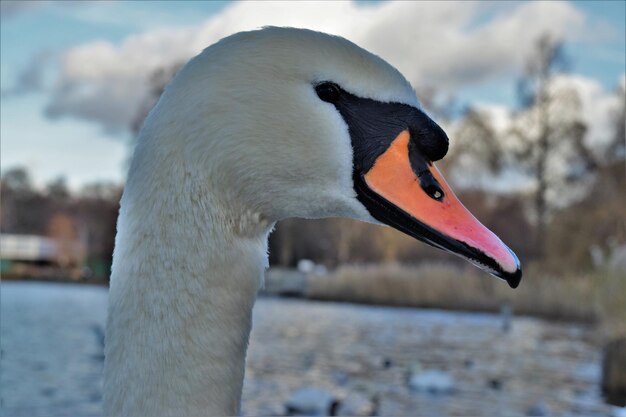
[[448, 72, 625, 194], [551, 73, 626, 151], [40, 0, 587, 132], [475, 73, 625, 151]]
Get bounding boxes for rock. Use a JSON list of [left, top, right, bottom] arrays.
[[408, 361, 423, 375], [302, 352, 315, 369], [408, 369, 455, 395], [463, 359, 475, 369], [336, 392, 377, 416], [526, 400, 549, 416], [602, 337, 626, 407], [332, 370, 349, 386], [297, 259, 316, 273], [285, 388, 338, 416], [487, 378, 502, 390], [373, 356, 393, 369], [40, 387, 55, 397], [342, 360, 365, 374]]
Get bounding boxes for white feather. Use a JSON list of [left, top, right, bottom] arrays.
[[104, 27, 419, 416]]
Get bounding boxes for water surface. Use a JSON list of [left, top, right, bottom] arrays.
[[0, 282, 617, 417], [1, 282, 106, 417]]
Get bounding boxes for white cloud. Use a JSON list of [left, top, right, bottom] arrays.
[[447, 72, 624, 198], [42, 0, 587, 132], [458, 73, 624, 150], [0, 95, 127, 191], [550, 73, 625, 152]]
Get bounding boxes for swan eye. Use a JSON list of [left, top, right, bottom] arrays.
[[315, 82, 341, 103]]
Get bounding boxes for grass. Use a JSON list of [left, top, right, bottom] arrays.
[[306, 263, 625, 334]]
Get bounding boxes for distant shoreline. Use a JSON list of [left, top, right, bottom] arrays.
[[1, 276, 110, 287], [0, 275, 601, 328]]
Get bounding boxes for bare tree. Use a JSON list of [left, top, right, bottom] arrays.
[[606, 81, 626, 163], [415, 85, 459, 123], [442, 107, 504, 181], [131, 62, 185, 136], [46, 176, 70, 202], [511, 34, 595, 256], [1, 167, 52, 234], [1, 167, 32, 191]]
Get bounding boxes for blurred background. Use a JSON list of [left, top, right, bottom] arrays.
[[1, 1, 624, 416]]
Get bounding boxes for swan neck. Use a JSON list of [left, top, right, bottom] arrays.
[[104, 178, 270, 416]]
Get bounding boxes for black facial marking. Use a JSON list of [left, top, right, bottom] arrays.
[[313, 81, 449, 197], [312, 81, 521, 288], [408, 139, 444, 201], [409, 114, 449, 163]]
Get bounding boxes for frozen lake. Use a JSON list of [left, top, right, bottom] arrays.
[[0, 282, 618, 416]]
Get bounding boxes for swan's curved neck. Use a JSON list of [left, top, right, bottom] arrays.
[[103, 156, 271, 416]]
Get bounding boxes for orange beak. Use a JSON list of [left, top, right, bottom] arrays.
[[355, 130, 521, 288]]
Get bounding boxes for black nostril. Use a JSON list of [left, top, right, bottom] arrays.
[[418, 171, 445, 201], [424, 183, 444, 201]]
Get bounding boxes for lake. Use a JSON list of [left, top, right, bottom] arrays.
[[0, 282, 621, 416]]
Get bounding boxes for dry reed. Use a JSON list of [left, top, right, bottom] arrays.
[[307, 263, 625, 328]]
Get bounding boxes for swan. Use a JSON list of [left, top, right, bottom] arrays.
[[103, 27, 521, 416]]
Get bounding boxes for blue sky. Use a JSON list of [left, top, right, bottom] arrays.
[[1, 1, 624, 189]]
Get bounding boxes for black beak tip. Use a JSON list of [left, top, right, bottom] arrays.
[[490, 265, 521, 288], [505, 267, 522, 289], [492, 245, 522, 288], [504, 247, 522, 288]]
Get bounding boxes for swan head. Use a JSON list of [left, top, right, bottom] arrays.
[[138, 27, 521, 287]]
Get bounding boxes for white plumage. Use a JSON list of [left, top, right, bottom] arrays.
[[104, 27, 419, 416], [104, 26, 522, 417]]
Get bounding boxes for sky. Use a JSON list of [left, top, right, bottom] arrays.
[[1, 0, 624, 190]]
